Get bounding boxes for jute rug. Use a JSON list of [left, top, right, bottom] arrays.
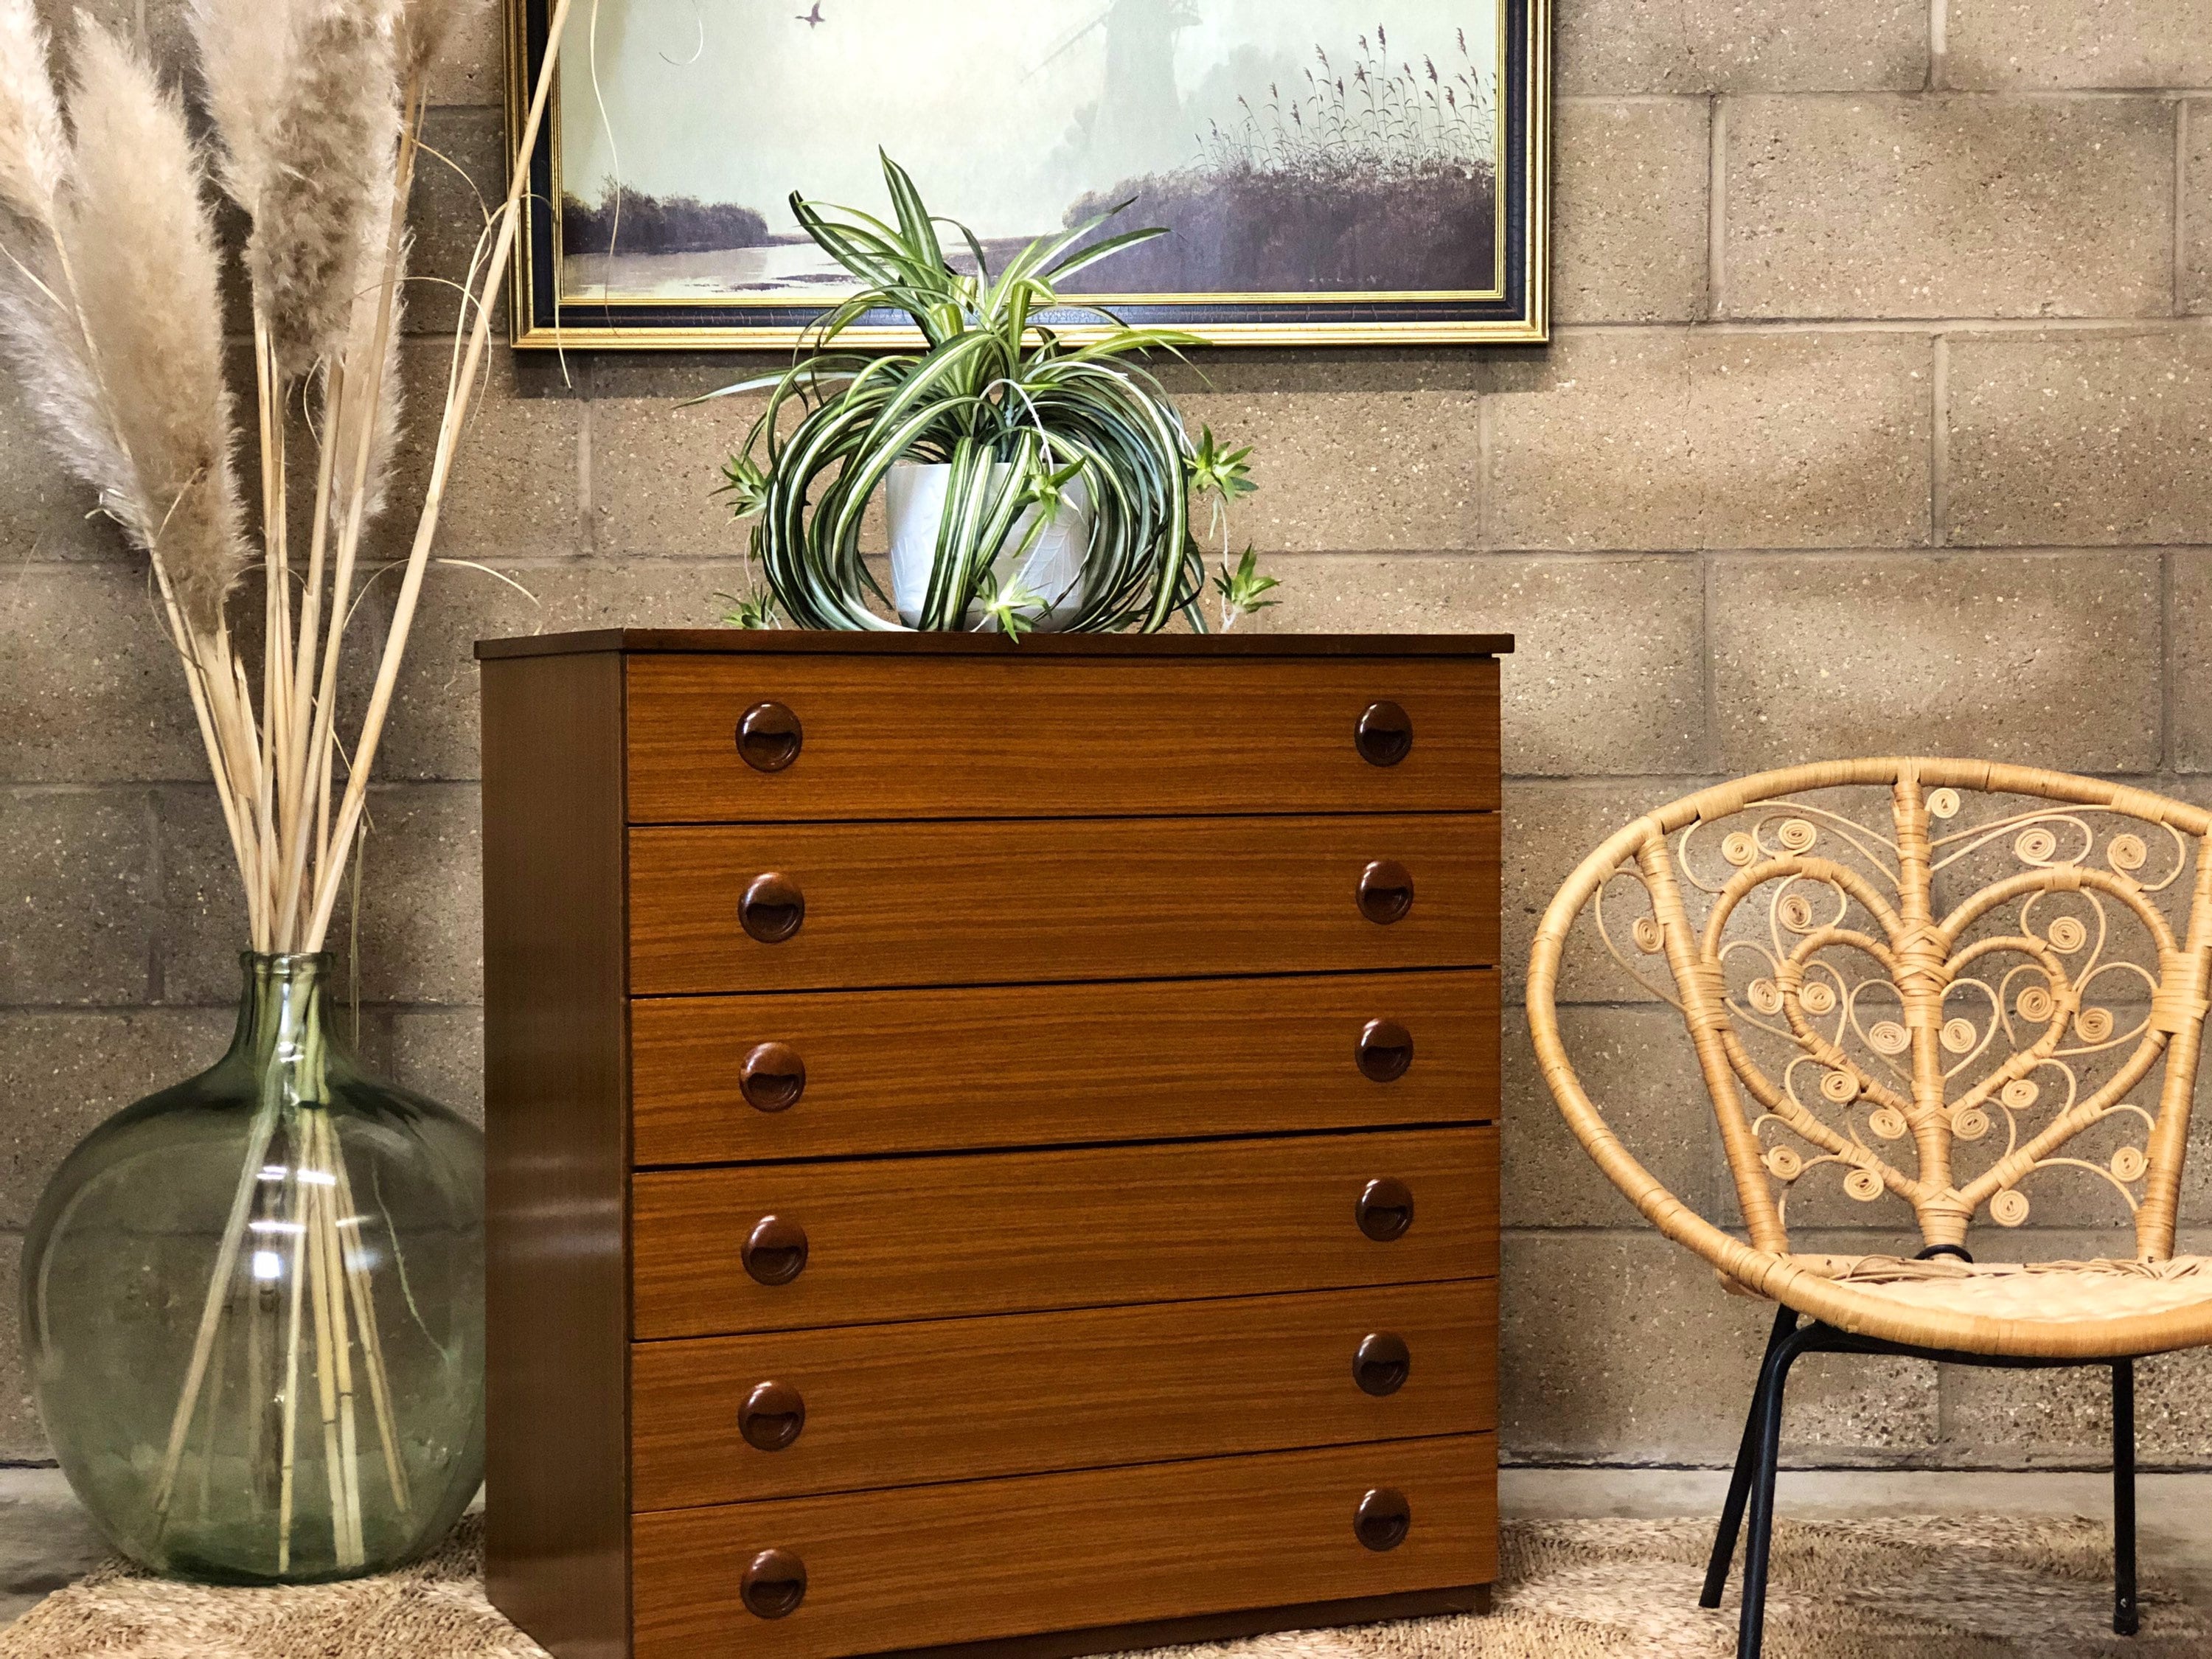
[[0, 1513, 2202, 1658]]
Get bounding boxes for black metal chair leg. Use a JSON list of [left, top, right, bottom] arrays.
[[1703, 1307, 1799, 1609], [1705, 1318, 2150, 1649], [1737, 1320, 1817, 1659], [2115, 1360, 2139, 1636]]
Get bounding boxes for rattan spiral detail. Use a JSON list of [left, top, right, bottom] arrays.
[[1527, 759, 2212, 1359]]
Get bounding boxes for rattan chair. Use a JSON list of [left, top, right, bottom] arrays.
[[1528, 759, 2212, 1658]]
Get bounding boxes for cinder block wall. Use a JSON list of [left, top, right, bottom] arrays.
[[2, 0, 2209, 1469]]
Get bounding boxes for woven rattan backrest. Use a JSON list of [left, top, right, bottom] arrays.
[[1528, 759, 2212, 1260]]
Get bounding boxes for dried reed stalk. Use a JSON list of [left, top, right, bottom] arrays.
[[0, 0, 576, 1575]]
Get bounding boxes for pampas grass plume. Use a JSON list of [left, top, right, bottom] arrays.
[[397, 0, 463, 88], [0, 0, 66, 224], [0, 243, 144, 542], [187, 0, 295, 215], [58, 20, 243, 634], [250, 0, 403, 378]]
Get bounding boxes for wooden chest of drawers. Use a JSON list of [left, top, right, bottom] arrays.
[[476, 630, 1509, 1659]]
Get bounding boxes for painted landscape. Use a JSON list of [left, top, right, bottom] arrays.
[[557, 1, 1500, 303]]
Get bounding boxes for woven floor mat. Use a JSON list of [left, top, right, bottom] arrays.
[[1, 1512, 2200, 1658]]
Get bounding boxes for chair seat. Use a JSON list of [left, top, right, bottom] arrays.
[[1788, 1253, 2212, 1328]]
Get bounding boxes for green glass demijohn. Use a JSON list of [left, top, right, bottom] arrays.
[[22, 953, 484, 1583]]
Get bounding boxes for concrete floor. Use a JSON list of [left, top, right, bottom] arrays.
[[0, 1465, 2202, 1629], [0, 1470, 107, 1626]]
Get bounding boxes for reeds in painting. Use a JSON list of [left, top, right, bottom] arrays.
[[1062, 27, 1499, 295], [0, 0, 578, 1578]]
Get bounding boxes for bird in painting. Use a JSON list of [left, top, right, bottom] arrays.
[[796, 2, 825, 24]]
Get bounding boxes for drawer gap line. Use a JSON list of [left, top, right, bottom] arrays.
[[626, 961, 1500, 1002], [627, 1427, 1496, 1516], [630, 1119, 1496, 1173], [625, 1273, 1499, 1344], [627, 807, 1502, 830]]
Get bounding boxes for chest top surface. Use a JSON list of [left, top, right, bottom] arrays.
[[474, 629, 1516, 661]]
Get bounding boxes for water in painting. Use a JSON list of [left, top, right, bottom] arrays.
[[558, 1, 1501, 302]]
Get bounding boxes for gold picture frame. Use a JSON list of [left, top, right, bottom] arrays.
[[505, 0, 1550, 350]]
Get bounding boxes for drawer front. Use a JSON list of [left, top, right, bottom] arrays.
[[628, 813, 1500, 996], [625, 655, 1500, 823], [632, 1280, 1497, 1510], [632, 1433, 1497, 1659], [631, 1127, 1498, 1340], [630, 969, 1498, 1165]]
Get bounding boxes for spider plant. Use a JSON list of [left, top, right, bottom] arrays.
[[704, 152, 1270, 633]]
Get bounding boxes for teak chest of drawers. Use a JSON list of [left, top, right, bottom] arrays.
[[476, 629, 1509, 1659]]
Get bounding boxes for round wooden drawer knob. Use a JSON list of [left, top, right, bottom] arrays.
[[741, 1547, 808, 1618], [742, 1215, 809, 1285], [1354, 1487, 1411, 1552], [741, 872, 806, 943], [1356, 1019, 1413, 1082], [1357, 860, 1414, 925], [741, 1042, 807, 1112], [1352, 1332, 1411, 1397], [740, 1380, 807, 1451], [737, 702, 804, 772], [1355, 700, 1413, 767], [1357, 1178, 1415, 1242]]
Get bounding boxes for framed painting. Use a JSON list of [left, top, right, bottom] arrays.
[[505, 1, 1549, 349]]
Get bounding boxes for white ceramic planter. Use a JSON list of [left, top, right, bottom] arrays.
[[886, 462, 1093, 630]]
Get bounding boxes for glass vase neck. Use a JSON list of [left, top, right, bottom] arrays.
[[229, 953, 341, 1077]]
